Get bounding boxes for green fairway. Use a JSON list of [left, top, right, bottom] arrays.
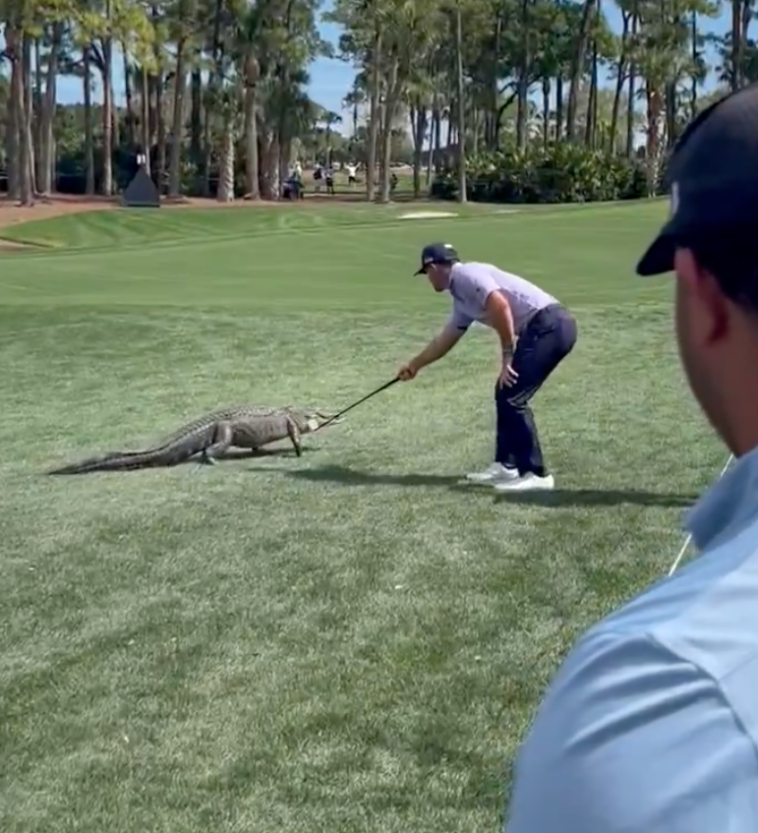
[[0, 200, 723, 833]]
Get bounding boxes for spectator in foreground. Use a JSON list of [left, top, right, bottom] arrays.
[[504, 81, 758, 832]]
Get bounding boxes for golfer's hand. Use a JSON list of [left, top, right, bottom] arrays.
[[398, 363, 418, 381], [498, 360, 518, 388]]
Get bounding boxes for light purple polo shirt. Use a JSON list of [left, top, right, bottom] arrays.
[[447, 262, 559, 332]]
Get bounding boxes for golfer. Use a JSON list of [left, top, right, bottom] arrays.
[[504, 83, 758, 831], [398, 243, 577, 491]]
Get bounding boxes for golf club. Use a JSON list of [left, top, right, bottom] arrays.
[[667, 452, 735, 576], [315, 376, 401, 431]]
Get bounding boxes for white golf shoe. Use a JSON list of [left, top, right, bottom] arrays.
[[464, 462, 520, 485], [493, 472, 555, 493]]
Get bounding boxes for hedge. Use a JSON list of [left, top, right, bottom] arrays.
[[430, 144, 658, 204]]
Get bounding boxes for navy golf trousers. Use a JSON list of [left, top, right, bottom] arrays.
[[495, 303, 577, 477]]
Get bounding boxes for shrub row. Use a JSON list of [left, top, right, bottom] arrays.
[[430, 144, 658, 204]]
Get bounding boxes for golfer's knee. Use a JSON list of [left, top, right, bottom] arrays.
[[505, 392, 530, 409], [496, 390, 522, 410]]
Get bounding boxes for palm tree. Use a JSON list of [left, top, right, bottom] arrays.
[[343, 82, 366, 139], [319, 108, 343, 165]]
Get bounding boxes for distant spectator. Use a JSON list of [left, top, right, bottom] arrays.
[[282, 169, 303, 200]]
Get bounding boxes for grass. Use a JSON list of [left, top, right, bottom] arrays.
[[0, 198, 723, 833]]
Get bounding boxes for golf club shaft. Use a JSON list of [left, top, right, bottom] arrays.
[[316, 377, 400, 431], [667, 452, 734, 576]]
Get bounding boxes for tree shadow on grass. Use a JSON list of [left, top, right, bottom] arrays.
[[493, 489, 697, 508], [282, 465, 698, 508]]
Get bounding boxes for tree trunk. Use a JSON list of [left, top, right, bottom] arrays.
[[37, 23, 61, 195], [555, 76, 564, 139], [6, 72, 19, 200], [217, 113, 234, 202], [584, 39, 598, 147], [242, 53, 260, 200], [278, 137, 291, 196], [202, 0, 224, 197], [112, 80, 120, 150], [168, 40, 186, 198], [690, 12, 698, 118], [83, 46, 95, 194], [455, 3, 467, 204], [433, 106, 442, 170], [244, 87, 260, 199], [122, 45, 135, 147], [645, 82, 663, 196], [516, 0, 529, 150], [22, 32, 36, 197], [731, 0, 742, 91], [426, 100, 438, 184], [625, 13, 637, 157], [365, 25, 382, 201], [541, 78, 550, 147], [190, 66, 203, 166], [33, 37, 43, 187], [379, 56, 400, 203], [262, 133, 280, 199], [141, 66, 152, 176], [565, 0, 596, 141], [259, 132, 277, 199], [151, 31, 165, 195], [610, 13, 629, 154], [201, 73, 214, 197], [664, 81, 677, 149], [411, 100, 427, 198], [6, 25, 24, 202], [101, 28, 113, 196], [156, 74, 166, 191], [489, 16, 502, 149]]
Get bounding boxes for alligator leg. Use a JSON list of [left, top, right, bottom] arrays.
[[286, 415, 303, 457], [198, 422, 235, 465]]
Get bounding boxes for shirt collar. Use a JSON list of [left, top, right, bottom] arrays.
[[686, 444, 758, 551]]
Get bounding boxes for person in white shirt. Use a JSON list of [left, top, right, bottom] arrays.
[[397, 242, 577, 491], [346, 163, 357, 186]]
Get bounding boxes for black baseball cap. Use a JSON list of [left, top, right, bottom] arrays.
[[637, 81, 758, 276], [414, 242, 459, 275]]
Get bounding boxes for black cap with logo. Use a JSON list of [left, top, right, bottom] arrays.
[[637, 82, 758, 277], [414, 242, 460, 275]]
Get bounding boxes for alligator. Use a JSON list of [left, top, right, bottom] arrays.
[[47, 405, 341, 475]]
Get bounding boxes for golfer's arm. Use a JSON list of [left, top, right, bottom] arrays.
[[484, 291, 517, 353], [411, 324, 465, 371]]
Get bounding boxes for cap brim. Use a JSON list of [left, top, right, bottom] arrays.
[[414, 258, 457, 276], [636, 223, 677, 276]]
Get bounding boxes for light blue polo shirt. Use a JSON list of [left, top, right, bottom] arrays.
[[446, 262, 559, 333], [505, 444, 758, 833]]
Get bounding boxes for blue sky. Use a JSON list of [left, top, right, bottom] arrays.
[[52, 0, 732, 129]]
